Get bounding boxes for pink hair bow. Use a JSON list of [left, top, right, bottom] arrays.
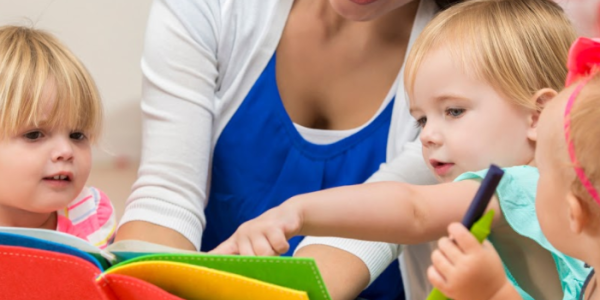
[[564, 37, 600, 205], [566, 37, 600, 86]]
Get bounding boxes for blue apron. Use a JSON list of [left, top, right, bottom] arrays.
[[201, 53, 404, 300]]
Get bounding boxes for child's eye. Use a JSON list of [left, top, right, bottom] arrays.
[[414, 117, 427, 128], [70, 132, 87, 141], [23, 131, 44, 140], [446, 108, 465, 117]]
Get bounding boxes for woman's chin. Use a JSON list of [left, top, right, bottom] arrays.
[[329, 0, 416, 22], [328, 0, 383, 21]]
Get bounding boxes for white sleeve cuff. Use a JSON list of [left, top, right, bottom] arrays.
[[296, 236, 401, 286], [118, 198, 204, 250]]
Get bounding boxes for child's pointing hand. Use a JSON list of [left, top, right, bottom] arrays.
[[210, 202, 303, 256]]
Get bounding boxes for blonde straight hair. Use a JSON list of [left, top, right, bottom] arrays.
[[405, 0, 577, 111], [0, 25, 102, 140]]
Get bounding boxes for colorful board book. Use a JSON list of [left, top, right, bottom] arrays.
[[0, 227, 332, 300]]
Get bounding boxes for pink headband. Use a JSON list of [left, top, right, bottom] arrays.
[[564, 37, 600, 205]]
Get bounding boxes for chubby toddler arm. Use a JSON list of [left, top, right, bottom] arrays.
[[212, 180, 501, 255]]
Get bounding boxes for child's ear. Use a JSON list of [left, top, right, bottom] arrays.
[[527, 88, 558, 141], [567, 191, 587, 234]]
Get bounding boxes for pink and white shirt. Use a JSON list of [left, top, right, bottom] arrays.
[[56, 187, 116, 249]]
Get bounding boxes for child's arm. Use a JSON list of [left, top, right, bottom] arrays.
[[211, 180, 501, 255], [428, 223, 521, 300]]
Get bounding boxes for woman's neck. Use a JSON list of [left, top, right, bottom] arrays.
[[0, 205, 57, 230], [300, 0, 420, 45]]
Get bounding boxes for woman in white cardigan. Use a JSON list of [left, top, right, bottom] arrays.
[[116, 0, 461, 299]]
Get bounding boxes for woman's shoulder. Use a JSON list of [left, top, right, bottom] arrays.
[[161, 0, 292, 29], [158, 0, 293, 63]]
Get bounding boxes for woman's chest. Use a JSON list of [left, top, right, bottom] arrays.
[[274, 26, 406, 130]]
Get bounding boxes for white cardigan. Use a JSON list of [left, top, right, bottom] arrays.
[[120, 0, 439, 299]]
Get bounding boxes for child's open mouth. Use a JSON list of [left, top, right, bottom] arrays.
[[430, 160, 455, 176], [45, 175, 70, 180], [43, 173, 73, 187]]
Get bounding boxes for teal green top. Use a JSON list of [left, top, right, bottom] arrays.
[[455, 166, 589, 300]]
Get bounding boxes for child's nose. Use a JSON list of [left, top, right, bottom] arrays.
[[419, 123, 443, 148], [51, 137, 74, 162]]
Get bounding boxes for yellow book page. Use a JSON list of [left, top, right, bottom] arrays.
[[99, 261, 309, 300]]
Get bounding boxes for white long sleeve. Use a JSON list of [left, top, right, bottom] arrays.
[[118, 0, 293, 249], [119, 0, 220, 248]]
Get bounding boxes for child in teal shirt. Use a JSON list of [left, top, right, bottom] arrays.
[[428, 37, 600, 300]]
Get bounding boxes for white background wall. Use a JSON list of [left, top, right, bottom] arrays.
[[0, 0, 153, 167], [559, 0, 600, 37]]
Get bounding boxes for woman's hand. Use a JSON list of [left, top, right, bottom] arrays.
[[428, 223, 517, 300], [210, 201, 303, 256]]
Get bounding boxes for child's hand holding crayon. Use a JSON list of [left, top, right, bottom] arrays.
[[428, 222, 512, 300]]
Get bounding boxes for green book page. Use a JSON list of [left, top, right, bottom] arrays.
[[112, 254, 332, 300]]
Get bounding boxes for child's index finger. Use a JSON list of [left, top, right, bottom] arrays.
[[447, 222, 481, 254], [209, 239, 239, 255], [451, 209, 495, 255]]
